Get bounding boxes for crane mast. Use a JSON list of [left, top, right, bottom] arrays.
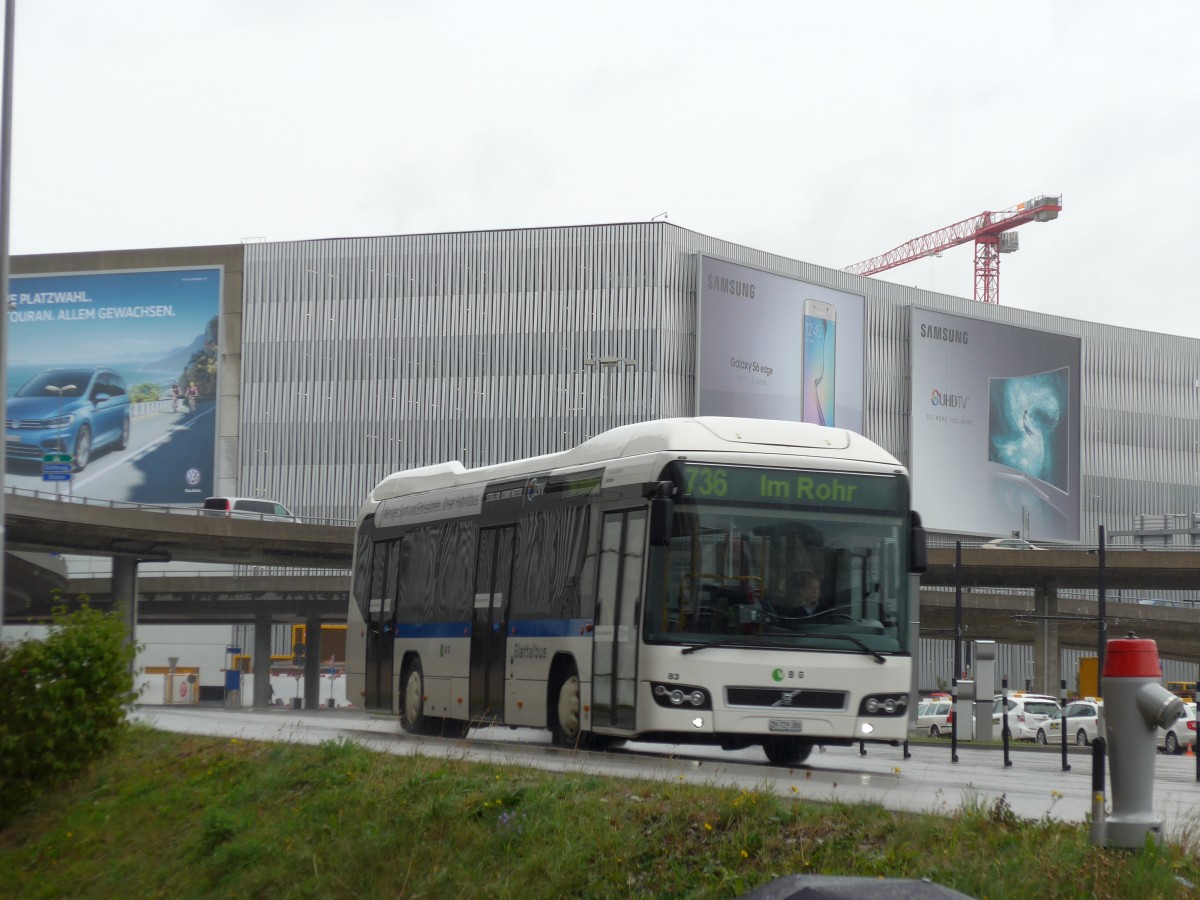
[[843, 195, 1062, 304]]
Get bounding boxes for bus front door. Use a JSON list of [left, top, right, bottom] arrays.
[[471, 526, 514, 722], [593, 509, 645, 731], [365, 540, 397, 712]]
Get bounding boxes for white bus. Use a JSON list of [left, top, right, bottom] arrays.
[[346, 417, 927, 766]]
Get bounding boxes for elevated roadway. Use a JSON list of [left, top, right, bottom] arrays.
[[2, 490, 355, 710], [924, 545, 1200, 592], [3, 492, 353, 569], [922, 545, 1200, 686], [6, 493, 1200, 694], [59, 574, 351, 625], [2, 492, 353, 623]]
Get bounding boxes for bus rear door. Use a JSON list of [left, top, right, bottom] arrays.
[[365, 540, 397, 712], [471, 526, 515, 721], [593, 509, 645, 730]]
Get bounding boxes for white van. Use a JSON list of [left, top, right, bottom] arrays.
[[201, 497, 298, 522]]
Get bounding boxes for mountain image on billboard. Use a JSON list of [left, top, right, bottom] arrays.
[[987, 367, 1070, 493]]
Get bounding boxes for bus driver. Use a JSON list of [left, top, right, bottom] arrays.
[[771, 568, 822, 622]]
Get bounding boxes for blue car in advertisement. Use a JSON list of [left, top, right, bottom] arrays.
[[6, 367, 131, 471]]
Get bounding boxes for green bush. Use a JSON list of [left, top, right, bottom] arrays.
[[0, 605, 139, 825], [129, 382, 162, 403]]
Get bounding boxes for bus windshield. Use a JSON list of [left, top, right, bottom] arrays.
[[645, 463, 911, 654]]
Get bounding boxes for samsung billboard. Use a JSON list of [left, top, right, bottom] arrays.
[[5, 267, 222, 505], [697, 256, 865, 431], [910, 308, 1081, 542]]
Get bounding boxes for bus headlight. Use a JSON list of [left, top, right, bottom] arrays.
[[859, 694, 908, 717], [652, 682, 712, 710]]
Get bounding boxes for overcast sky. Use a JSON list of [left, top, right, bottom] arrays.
[[7, 2, 1200, 338]]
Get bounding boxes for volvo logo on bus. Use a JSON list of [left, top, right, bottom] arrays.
[[772, 690, 803, 708]]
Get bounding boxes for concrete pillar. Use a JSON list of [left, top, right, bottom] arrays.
[[303, 616, 323, 710], [253, 612, 273, 709], [1033, 579, 1060, 695], [112, 557, 139, 676]]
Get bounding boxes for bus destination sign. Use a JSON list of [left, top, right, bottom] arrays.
[[676, 464, 904, 512]]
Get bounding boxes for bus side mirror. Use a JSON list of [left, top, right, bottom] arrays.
[[909, 511, 928, 573], [649, 498, 674, 547], [647, 481, 675, 548]]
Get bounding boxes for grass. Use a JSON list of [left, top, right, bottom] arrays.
[[1, 725, 1198, 899]]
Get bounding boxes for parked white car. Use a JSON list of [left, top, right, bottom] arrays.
[[1157, 703, 1197, 755], [993, 693, 1061, 741], [912, 697, 954, 738], [1036, 699, 1102, 746]]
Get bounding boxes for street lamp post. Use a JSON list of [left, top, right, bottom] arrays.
[[1, 0, 18, 643]]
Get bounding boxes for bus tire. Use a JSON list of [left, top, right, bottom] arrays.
[[400, 657, 441, 736], [549, 660, 585, 748], [762, 736, 814, 767]]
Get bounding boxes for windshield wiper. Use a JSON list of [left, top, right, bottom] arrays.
[[681, 637, 796, 655], [806, 633, 887, 664], [680, 634, 888, 664]]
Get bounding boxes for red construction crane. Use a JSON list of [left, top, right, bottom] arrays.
[[843, 194, 1062, 304]]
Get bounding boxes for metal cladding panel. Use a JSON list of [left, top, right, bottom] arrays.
[[240, 222, 1200, 561], [242, 226, 688, 523]]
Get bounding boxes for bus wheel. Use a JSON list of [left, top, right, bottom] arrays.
[[400, 658, 437, 735], [762, 736, 814, 767], [549, 663, 583, 748]]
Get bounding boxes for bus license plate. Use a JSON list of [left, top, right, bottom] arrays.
[[768, 719, 804, 733]]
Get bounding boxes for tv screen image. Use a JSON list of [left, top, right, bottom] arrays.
[[987, 367, 1070, 494]]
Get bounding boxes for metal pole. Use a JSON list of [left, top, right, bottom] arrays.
[[1060, 677, 1071, 772], [1090, 736, 1108, 846], [951, 541, 962, 763], [1001, 678, 1012, 767], [0, 0, 17, 643], [1098, 525, 1107, 682]]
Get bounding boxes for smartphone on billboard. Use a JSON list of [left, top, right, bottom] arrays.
[[802, 299, 836, 426]]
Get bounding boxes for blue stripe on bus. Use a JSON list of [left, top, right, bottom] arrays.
[[393, 619, 593, 639], [395, 621, 472, 639], [507, 618, 592, 638]]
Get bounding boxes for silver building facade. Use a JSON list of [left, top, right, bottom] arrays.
[[235, 221, 1200, 550]]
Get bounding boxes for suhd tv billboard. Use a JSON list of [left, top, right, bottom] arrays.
[[697, 256, 864, 430], [6, 267, 222, 505], [910, 308, 1081, 542]]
